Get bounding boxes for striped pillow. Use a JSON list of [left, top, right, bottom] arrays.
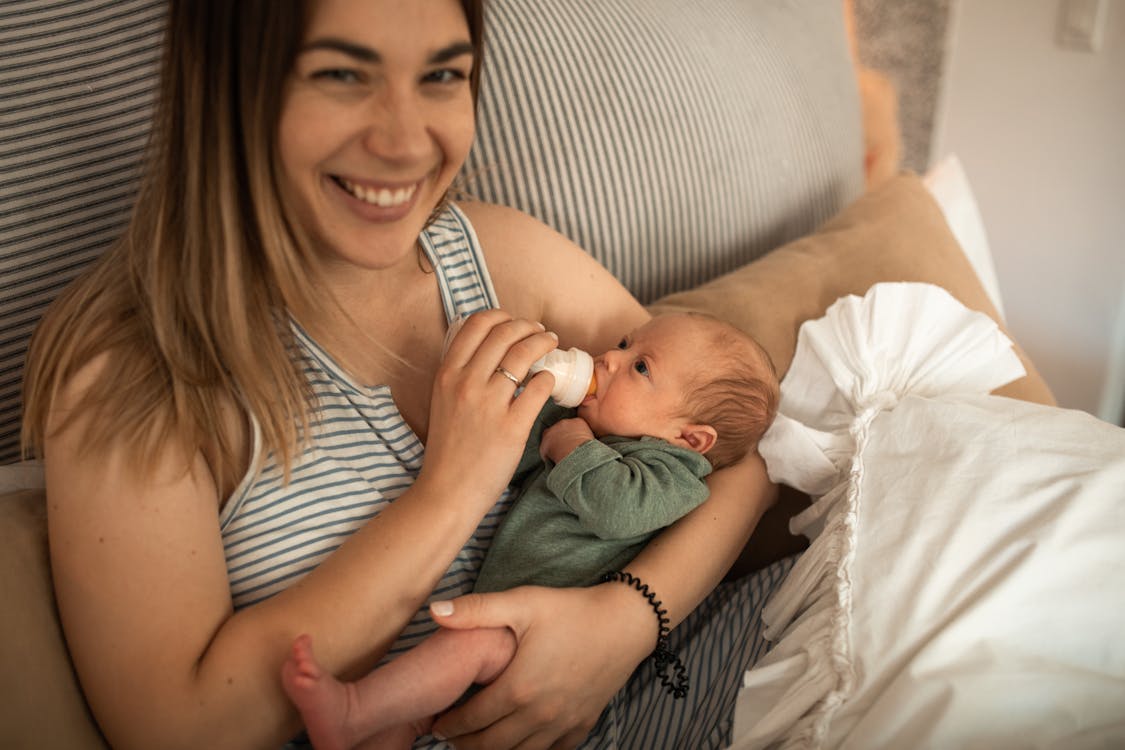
[[463, 0, 865, 304], [0, 0, 165, 464]]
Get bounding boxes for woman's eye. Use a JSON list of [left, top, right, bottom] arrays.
[[423, 68, 468, 85], [312, 68, 361, 84], [633, 360, 649, 377]]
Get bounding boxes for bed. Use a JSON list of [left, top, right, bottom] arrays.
[[2, 1, 1123, 747]]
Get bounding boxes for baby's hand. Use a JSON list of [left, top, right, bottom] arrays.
[[540, 417, 595, 464]]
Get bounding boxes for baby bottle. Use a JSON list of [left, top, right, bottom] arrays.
[[529, 347, 596, 407], [442, 315, 596, 407]]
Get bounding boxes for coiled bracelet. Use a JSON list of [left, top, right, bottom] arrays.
[[603, 571, 689, 699]]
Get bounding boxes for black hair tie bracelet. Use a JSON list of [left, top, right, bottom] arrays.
[[603, 571, 689, 699]]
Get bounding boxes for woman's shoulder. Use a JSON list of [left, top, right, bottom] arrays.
[[455, 199, 567, 251], [453, 199, 649, 353], [39, 339, 249, 501], [454, 200, 603, 289]]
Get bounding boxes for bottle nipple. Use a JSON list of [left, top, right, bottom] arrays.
[[529, 347, 595, 407]]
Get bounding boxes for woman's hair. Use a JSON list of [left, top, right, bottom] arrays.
[[679, 314, 780, 470], [22, 0, 486, 482]]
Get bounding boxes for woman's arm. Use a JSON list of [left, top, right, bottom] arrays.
[[621, 451, 778, 625], [461, 201, 651, 350], [45, 313, 559, 750]]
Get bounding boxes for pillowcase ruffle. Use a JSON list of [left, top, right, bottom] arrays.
[[733, 282, 1025, 749]]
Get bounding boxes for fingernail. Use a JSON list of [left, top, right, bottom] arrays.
[[431, 600, 454, 617], [547, 331, 559, 341], [432, 730, 447, 741], [536, 321, 546, 330]]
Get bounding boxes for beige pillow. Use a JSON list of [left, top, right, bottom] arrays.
[[0, 489, 108, 749], [649, 172, 1053, 407]]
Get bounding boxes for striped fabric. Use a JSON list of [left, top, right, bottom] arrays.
[[220, 205, 511, 660], [0, 0, 165, 464], [463, 0, 865, 305], [591, 555, 797, 750]]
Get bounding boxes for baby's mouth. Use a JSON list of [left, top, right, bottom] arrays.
[[582, 373, 598, 404]]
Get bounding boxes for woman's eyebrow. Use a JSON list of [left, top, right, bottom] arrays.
[[303, 37, 379, 62], [429, 41, 474, 64], [300, 38, 474, 65]]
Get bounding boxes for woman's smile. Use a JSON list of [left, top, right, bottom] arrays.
[[329, 173, 426, 222]]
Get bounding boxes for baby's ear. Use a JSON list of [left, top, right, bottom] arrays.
[[677, 424, 718, 455]]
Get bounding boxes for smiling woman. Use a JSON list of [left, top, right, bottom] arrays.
[[17, 0, 783, 749]]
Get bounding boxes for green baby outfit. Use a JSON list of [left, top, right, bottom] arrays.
[[475, 403, 712, 592]]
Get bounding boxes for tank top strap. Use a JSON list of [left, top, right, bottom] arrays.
[[420, 202, 501, 321]]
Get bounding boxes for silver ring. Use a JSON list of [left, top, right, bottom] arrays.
[[495, 367, 521, 386]]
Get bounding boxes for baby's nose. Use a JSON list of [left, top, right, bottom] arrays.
[[601, 348, 625, 372]]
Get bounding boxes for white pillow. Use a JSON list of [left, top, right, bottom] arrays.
[[923, 153, 1005, 319], [731, 283, 1125, 749]]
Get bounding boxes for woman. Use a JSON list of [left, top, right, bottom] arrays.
[[23, 1, 777, 748]]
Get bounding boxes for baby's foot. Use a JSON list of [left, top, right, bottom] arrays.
[[280, 634, 357, 750]]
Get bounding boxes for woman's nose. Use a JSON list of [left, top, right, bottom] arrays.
[[362, 88, 429, 163]]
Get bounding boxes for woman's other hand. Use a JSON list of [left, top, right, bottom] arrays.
[[428, 584, 657, 750], [419, 309, 558, 507]]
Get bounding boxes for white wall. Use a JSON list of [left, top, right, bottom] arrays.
[[932, 0, 1125, 423]]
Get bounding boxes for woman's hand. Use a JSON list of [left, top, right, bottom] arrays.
[[419, 310, 559, 507], [429, 584, 657, 750]]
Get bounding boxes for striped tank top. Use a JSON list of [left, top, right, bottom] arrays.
[[219, 203, 513, 657]]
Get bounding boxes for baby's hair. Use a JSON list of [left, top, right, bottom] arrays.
[[677, 313, 780, 469]]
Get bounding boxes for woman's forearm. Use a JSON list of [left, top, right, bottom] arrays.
[[257, 471, 500, 670], [622, 452, 777, 627]]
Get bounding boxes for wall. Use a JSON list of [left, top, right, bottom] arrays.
[[853, 0, 951, 174], [932, 0, 1125, 422]]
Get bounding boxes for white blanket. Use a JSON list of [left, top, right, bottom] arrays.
[[731, 283, 1125, 749]]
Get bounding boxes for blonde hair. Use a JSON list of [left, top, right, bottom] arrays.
[[22, 1, 486, 482], [678, 314, 780, 469]]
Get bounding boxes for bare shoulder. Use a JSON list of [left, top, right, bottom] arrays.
[[455, 198, 549, 236], [46, 341, 249, 500], [456, 200, 592, 271], [45, 348, 214, 509], [456, 200, 648, 351]]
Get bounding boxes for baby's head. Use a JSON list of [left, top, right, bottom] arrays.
[[577, 312, 779, 468]]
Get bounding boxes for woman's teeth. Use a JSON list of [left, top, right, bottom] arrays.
[[338, 177, 416, 207]]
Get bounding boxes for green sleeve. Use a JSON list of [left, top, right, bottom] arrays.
[[543, 438, 711, 540]]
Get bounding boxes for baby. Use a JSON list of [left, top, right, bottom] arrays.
[[281, 312, 779, 750]]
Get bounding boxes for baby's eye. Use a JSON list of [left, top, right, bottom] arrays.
[[617, 338, 628, 349], [633, 360, 650, 377]]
